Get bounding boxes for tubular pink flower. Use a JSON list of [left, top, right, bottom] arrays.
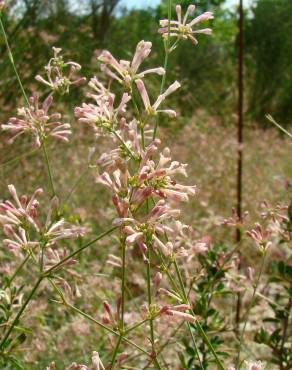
[[135, 79, 180, 117], [2, 94, 71, 147], [244, 361, 264, 370], [3, 226, 39, 251], [0, 185, 42, 231], [159, 303, 195, 322], [75, 90, 131, 136], [98, 40, 165, 86], [159, 4, 214, 46], [35, 46, 86, 94], [246, 223, 272, 252]]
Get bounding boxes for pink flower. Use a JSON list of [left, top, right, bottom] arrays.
[[3, 226, 39, 252], [246, 223, 272, 252], [260, 200, 288, 222], [75, 92, 130, 137], [98, 40, 165, 86], [135, 79, 180, 117], [136, 146, 196, 203], [101, 299, 122, 328], [2, 94, 71, 147], [159, 303, 195, 322], [0, 185, 43, 231], [35, 47, 86, 94], [244, 360, 264, 370], [92, 351, 105, 370], [159, 4, 213, 46], [44, 219, 87, 245]]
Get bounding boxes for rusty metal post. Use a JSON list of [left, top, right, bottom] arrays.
[[235, 0, 244, 334]]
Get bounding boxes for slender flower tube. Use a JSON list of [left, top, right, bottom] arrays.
[[2, 94, 71, 147], [159, 4, 214, 45], [35, 46, 86, 94], [135, 79, 180, 117], [99, 40, 165, 87]]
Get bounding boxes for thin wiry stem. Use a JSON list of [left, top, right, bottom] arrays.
[[44, 226, 118, 275], [64, 165, 90, 203], [121, 237, 126, 330], [42, 140, 56, 198], [4, 254, 30, 289], [146, 248, 156, 357], [109, 335, 123, 369], [236, 251, 267, 368], [0, 276, 43, 350], [0, 14, 57, 201], [0, 147, 40, 169], [173, 259, 224, 370], [266, 114, 292, 139], [153, 0, 172, 140], [0, 15, 29, 106], [66, 303, 149, 357], [109, 235, 127, 370]]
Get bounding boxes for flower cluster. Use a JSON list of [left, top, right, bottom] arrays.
[[46, 351, 105, 370], [0, 185, 86, 267], [35, 47, 86, 94], [98, 40, 165, 88], [246, 223, 272, 252], [159, 4, 213, 45], [1, 94, 71, 147]]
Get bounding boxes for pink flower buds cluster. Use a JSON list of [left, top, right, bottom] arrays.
[[98, 40, 165, 87], [0, 185, 87, 256], [76, 38, 197, 265], [135, 79, 180, 117], [101, 299, 121, 328], [35, 47, 86, 94], [222, 207, 249, 228], [1, 94, 71, 147], [47, 351, 105, 370], [246, 223, 272, 252], [259, 200, 288, 222], [0, 184, 42, 231], [159, 4, 213, 46], [158, 303, 195, 322], [75, 87, 130, 137], [244, 360, 264, 370], [43, 247, 77, 271]]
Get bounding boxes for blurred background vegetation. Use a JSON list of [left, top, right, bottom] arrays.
[[0, 0, 292, 127], [0, 1, 292, 367]]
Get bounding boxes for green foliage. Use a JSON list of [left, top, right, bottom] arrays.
[[246, 0, 292, 125], [180, 244, 233, 369]]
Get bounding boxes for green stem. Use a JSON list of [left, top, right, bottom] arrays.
[[4, 255, 30, 289], [42, 140, 56, 198], [44, 226, 118, 275], [0, 147, 40, 169], [66, 303, 149, 357], [121, 237, 126, 330], [125, 318, 149, 334], [109, 335, 123, 369], [0, 276, 43, 350], [153, 0, 172, 140], [112, 130, 136, 160], [109, 236, 127, 369], [173, 259, 224, 370], [266, 114, 292, 139], [146, 247, 163, 370], [0, 15, 30, 106], [65, 166, 90, 203], [236, 251, 267, 368], [146, 249, 155, 347]]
